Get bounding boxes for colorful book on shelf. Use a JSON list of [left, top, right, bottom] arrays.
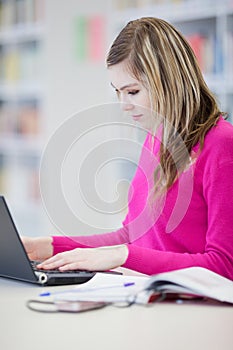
[[0, 102, 40, 137], [88, 16, 106, 62], [186, 33, 206, 71], [186, 33, 222, 75], [0, 0, 44, 28], [18, 105, 40, 136], [74, 15, 106, 63]]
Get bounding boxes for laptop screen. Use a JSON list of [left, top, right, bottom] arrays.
[[0, 196, 38, 283]]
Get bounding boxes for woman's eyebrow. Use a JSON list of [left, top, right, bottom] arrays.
[[110, 82, 139, 91]]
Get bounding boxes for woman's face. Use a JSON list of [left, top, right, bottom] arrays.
[[108, 61, 153, 130]]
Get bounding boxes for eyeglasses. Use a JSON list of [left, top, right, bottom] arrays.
[[26, 291, 207, 313]]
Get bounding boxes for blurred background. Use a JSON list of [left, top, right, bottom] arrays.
[[0, 0, 232, 237]]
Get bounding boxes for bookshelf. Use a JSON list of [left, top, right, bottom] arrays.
[[0, 0, 45, 235]]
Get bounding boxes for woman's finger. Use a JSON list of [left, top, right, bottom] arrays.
[[58, 262, 86, 271], [37, 255, 63, 269]]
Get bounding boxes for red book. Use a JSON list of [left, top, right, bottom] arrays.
[[187, 33, 206, 71]]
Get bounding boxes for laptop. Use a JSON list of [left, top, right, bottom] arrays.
[[0, 196, 120, 286]]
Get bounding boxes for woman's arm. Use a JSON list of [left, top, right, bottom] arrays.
[[21, 225, 130, 263], [51, 225, 130, 255]]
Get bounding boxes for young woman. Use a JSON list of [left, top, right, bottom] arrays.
[[22, 17, 233, 280]]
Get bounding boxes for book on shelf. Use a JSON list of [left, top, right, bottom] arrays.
[[0, 43, 42, 83], [112, 0, 219, 11], [0, 0, 45, 29], [17, 104, 40, 136], [227, 32, 233, 77], [186, 33, 206, 71], [0, 102, 40, 137], [74, 15, 106, 63], [0, 156, 40, 203], [186, 33, 224, 76], [0, 153, 6, 192]]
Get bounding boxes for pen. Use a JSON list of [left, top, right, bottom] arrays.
[[39, 282, 135, 297]]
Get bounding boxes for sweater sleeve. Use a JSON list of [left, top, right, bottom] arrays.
[[52, 225, 130, 255], [123, 158, 233, 280]]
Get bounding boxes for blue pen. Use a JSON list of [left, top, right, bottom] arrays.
[[39, 282, 135, 297]]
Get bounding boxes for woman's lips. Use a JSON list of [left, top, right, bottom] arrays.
[[132, 114, 143, 121]]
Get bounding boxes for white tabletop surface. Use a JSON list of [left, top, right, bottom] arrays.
[[0, 269, 233, 350]]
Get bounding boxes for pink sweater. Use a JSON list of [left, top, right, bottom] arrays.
[[52, 117, 233, 279]]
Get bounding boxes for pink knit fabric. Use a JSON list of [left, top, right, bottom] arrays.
[[52, 117, 233, 279]]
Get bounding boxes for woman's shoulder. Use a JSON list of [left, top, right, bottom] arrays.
[[205, 117, 233, 147], [212, 116, 233, 134], [199, 116, 233, 164]]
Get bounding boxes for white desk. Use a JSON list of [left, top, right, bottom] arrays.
[[0, 272, 233, 350]]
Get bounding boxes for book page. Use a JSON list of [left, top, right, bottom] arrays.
[[145, 267, 233, 304], [46, 273, 150, 304]]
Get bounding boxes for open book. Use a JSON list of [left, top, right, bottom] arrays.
[[40, 267, 233, 305], [143, 267, 233, 304]]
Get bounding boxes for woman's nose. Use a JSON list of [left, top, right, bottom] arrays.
[[122, 102, 134, 111], [119, 95, 134, 111]]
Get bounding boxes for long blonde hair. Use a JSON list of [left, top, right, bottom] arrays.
[[106, 17, 224, 195]]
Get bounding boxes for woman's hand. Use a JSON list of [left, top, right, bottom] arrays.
[[37, 245, 129, 271], [21, 236, 53, 262]]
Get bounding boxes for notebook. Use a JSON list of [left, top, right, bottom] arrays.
[[49, 267, 233, 305], [0, 196, 120, 286]]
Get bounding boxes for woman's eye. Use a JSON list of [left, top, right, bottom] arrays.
[[128, 90, 139, 95]]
